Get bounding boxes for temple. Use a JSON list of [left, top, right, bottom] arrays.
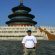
[[0, 0, 55, 40], [6, 0, 37, 26]]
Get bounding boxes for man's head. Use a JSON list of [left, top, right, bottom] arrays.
[[27, 30, 32, 36]]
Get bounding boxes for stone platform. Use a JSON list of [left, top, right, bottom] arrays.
[[0, 40, 55, 55]]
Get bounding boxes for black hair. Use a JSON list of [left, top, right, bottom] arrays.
[[27, 30, 31, 32]]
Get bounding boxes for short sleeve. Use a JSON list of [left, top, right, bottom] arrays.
[[34, 37, 37, 43], [22, 37, 26, 43]]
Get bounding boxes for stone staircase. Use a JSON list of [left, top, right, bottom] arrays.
[[0, 40, 55, 55]]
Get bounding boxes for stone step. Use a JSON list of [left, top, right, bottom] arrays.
[[0, 40, 55, 55]]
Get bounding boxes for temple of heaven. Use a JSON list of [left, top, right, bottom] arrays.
[[6, 1, 37, 26]]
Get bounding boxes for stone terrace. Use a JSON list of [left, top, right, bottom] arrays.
[[0, 40, 55, 55]]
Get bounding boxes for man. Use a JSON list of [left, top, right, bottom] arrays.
[[22, 30, 37, 55]]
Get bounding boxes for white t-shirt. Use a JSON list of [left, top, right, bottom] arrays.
[[22, 35, 37, 48]]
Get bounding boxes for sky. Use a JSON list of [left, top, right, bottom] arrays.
[[0, 0, 55, 26]]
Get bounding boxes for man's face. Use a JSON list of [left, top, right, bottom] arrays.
[[27, 32, 31, 36]]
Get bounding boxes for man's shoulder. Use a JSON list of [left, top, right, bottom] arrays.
[[31, 35, 36, 39]]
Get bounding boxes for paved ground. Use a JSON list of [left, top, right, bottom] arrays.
[[0, 40, 55, 55]]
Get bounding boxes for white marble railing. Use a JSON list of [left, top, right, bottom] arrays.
[[0, 26, 55, 40]]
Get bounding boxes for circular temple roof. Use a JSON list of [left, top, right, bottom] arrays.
[[6, 19, 37, 25], [8, 13, 35, 19], [12, 4, 31, 12]]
